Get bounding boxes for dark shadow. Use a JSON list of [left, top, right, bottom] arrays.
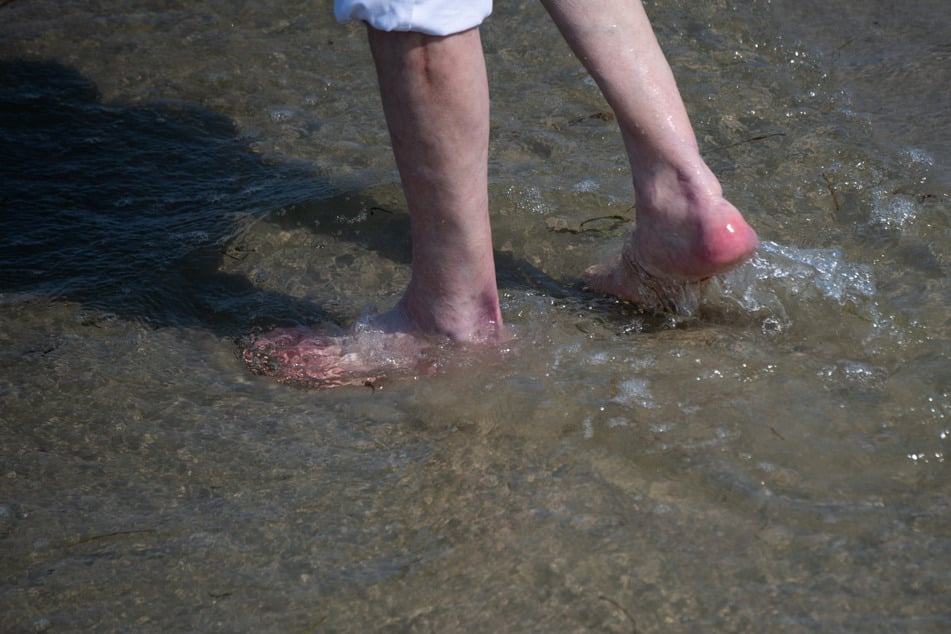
[[0, 60, 348, 334], [268, 195, 577, 297], [0, 60, 577, 337]]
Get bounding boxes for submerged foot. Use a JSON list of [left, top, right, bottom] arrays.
[[241, 303, 506, 389], [241, 324, 440, 389], [584, 196, 759, 311]]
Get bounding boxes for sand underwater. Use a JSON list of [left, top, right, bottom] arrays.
[[0, 0, 948, 631]]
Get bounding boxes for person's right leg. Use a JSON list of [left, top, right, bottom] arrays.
[[540, 0, 759, 298], [243, 26, 503, 387], [366, 26, 503, 342]]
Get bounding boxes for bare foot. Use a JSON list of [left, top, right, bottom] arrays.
[[241, 323, 440, 389], [629, 196, 759, 280], [584, 196, 758, 310], [241, 303, 506, 389]]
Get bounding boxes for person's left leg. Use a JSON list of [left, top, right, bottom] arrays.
[[540, 0, 759, 304]]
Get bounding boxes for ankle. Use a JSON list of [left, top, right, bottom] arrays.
[[394, 287, 503, 342], [633, 160, 725, 220]]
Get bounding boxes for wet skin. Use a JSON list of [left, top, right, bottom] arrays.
[[242, 0, 760, 388]]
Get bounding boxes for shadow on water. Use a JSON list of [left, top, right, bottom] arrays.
[[0, 60, 582, 338], [0, 60, 337, 334]]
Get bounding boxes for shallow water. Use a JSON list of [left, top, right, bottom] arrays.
[[1, 1, 948, 632]]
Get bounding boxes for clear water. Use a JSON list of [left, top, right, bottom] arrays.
[[1, 0, 948, 632]]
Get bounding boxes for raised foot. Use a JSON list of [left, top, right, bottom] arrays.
[[241, 325, 441, 389], [584, 199, 759, 312], [583, 250, 711, 314]]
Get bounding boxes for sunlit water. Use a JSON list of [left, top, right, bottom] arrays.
[[1, 1, 948, 632]]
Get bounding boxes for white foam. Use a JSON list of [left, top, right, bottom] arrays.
[[720, 240, 876, 309], [610, 377, 656, 409], [870, 191, 918, 229]]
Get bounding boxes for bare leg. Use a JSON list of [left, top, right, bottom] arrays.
[[367, 26, 503, 342], [243, 27, 503, 387], [541, 0, 759, 298]]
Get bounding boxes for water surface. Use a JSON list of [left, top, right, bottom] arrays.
[[1, 1, 948, 632]]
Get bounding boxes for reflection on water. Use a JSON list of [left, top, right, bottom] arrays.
[[1, 0, 948, 632]]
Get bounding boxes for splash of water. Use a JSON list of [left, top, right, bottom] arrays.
[[709, 240, 879, 332]]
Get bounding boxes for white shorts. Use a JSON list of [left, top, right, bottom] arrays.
[[334, 0, 492, 36]]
